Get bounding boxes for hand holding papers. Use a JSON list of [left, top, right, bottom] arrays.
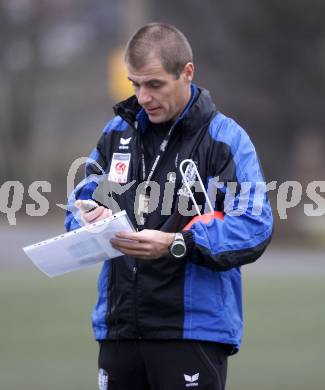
[[23, 210, 135, 277]]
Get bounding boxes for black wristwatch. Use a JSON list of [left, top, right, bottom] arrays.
[[169, 233, 187, 259]]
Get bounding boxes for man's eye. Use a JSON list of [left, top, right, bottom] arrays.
[[150, 83, 162, 89]]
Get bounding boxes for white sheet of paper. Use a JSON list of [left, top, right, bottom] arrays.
[[23, 210, 135, 277]]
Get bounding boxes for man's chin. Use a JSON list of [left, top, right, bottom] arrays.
[[147, 111, 174, 124], [148, 114, 166, 124]]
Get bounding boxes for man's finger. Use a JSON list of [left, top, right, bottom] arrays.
[[111, 238, 149, 252], [83, 206, 108, 223], [114, 248, 150, 258], [115, 231, 140, 240], [115, 231, 149, 241]]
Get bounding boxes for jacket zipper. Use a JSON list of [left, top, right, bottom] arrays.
[[115, 118, 141, 338], [132, 262, 141, 338]]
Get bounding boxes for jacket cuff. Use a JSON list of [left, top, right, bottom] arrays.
[[182, 231, 194, 254]]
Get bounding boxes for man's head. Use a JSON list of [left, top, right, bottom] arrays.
[[125, 23, 194, 123]]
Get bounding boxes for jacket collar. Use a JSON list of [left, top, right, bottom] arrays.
[[113, 84, 217, 135]]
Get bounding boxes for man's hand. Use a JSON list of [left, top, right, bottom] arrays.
[[111, 230, 175, 260], [75, 200, 112, 225]]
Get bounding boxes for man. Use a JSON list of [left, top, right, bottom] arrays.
[[65, 23, 273, 390]]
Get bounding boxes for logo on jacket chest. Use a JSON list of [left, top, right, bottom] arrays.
[[119, 137, 132, 150]]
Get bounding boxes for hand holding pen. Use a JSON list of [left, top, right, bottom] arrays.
[[74, 199, 113, 224]]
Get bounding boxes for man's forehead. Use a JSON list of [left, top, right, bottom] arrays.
[[126, 59, 171, 82]]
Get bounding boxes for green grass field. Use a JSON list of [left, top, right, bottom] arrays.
[[1, 266, 324, 390]]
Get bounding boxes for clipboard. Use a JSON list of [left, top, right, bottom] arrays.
[[23, 210, 135, 277]]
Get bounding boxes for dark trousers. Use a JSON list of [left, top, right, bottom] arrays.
[[98, 339, 228, 390]]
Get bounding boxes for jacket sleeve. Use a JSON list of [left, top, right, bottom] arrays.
[[64, 123, 112, 232], [183, 114, 273, 271]]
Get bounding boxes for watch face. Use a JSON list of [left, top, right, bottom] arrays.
[[172, 242, 186, 258]]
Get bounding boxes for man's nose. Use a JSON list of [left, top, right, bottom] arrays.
[[137, 88, 152, 106]]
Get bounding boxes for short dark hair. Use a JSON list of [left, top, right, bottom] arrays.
[[124, 23, 193, 78]]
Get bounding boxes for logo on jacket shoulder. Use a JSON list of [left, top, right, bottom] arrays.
[[184, 373, 199, 387], [108, 153, 131, 183], [119, 137, 132, 150]]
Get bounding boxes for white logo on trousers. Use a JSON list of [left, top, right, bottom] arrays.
[[184, 373, 199, 387]]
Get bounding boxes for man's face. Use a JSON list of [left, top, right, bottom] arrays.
[[127, 56, 193, 124]]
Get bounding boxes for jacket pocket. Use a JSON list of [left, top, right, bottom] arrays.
[[214, 272, 224, 309]]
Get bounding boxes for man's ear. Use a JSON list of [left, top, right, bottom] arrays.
[[183, 62, 194, 83]]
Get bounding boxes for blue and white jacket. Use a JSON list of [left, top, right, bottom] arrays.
[[65, 85, 273, 354]]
